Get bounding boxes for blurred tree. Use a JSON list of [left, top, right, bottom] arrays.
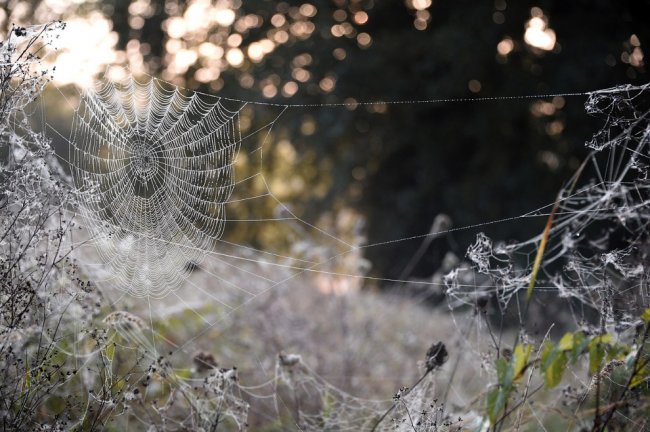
[[1, 0, 648, 284]]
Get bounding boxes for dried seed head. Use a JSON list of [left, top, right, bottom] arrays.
[[475, 295, 489, 311], [425, 342, 448, 371], [278, 352, 301, 367], [193, 351, 218, 372], [103, 311, 147, 330]]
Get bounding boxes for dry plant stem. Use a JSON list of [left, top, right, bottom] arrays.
[[523, 154, 589, 320], [494, 383, 544, 430], [514, 326, 553, 431], [503, 188, 562, 390], [513, 369, 536, 431], [398, 228, 437, 281], [592, 364, 602, 432], [441, 315, 475, 405], [597, 320, 650, 432], [210, 411, 220, 432], [483, 310, 501, 356], [398, 399, 418, 431], [0, 24, 49, 118], [369, 369, 431, 432], [494, 403, 508, 432], [579, 400, 630, 419], [591, 278, 610, 432], [496, 156, 591, 432], [293, 374, 302, 429]]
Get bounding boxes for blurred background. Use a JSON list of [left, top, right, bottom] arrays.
[[1, 0, 649, 287], [2, 2, 650, 428]]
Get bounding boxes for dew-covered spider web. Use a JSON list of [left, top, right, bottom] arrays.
[[445, 83, 650, 323], [70, 73, 250, 298], [25, 43, 649, 430]]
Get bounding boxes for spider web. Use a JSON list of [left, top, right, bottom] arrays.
[[445, 82, 650, 324], [6, 20, 650, 431], [70, 72, 260, 298], [36, 55, 650, 430]]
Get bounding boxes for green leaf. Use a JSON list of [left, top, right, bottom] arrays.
[[175, 368, 192, 380], [21, 360, 31, 398], [495, 357, 509, 385], [625, 349, 638, 369], [558, 332, 575, 351], [105, 343, 115, 362], [322, 390, 335, 419], [513, 344, 532, 382], [24, 368, 31, 390], [606, 343, 629, 362], [570, 332, 588, 363], [540, 341, 554, 363], [587, 334, 616, 375], [591, 334, 614, 345], [554, 331, 589, 364], [487, 386, 508, 425], [641, 308, 650, 324], [546, 352, 567, 388], [541, 342, 568, 388], [630, 363, 650, 389], [589, 340, 606, 375], [486, 345, 533, 425]]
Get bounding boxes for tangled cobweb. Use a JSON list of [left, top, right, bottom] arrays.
[[446, 83, 650, 329]]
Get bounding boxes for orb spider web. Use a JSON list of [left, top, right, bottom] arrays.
[[68, 70, 281, 298]]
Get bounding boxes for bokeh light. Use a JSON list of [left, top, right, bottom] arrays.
[[524, 8, 556, 51]]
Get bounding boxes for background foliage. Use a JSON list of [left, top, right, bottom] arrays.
[[2, 0, 648, 281]]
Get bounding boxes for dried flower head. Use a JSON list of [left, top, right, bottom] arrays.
[[193, 351, 219, 371], [425, 341, 448, 371], [278, 351, 302, 367]]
